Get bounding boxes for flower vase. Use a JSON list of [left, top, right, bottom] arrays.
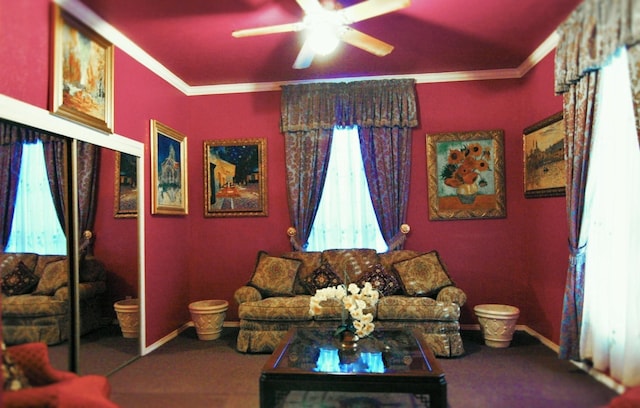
[[335, 318, 359, 351], [456, 182, 479, 204]]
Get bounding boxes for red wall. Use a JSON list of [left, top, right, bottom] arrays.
[[0, 0, 568, 346]]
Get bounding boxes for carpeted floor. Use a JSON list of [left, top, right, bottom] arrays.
[[105, 328, 618, 408]]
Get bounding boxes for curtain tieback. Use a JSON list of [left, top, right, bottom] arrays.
[[387, 224, 410, 251], [568, 241, 587, 267], [287, 227, 304, 251]]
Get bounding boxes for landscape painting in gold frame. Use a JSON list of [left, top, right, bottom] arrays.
[[523, 112, 566, 198], [427, 129, 506, 220], [151, 120, 188, 215], [203, 138, 267, 217], [114, 152, 138, 218], [50, 5, 114, 133]]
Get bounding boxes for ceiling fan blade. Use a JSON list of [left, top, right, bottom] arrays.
[[293, 40, 315, 69], [232, 22, 303, 38], [340, 27, 394, 56], [340, 0, 411, 24], [295, 0, 323, 14]]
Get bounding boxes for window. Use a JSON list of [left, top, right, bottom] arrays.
[[5, 140, 67, 255], [579, 47, 640, 385], [306, 126, 388, 252]]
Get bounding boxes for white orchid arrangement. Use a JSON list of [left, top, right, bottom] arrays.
[[309, 282, 380, 338]]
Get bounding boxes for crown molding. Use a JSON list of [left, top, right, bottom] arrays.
[[58, 0, 559, 96]]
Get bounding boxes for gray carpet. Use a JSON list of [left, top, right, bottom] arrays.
[[105, 328, 618, 408]]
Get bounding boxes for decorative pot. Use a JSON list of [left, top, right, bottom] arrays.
[[114, 298, 139, 338], [474, 304, 520, 348], [189, 299, 228, 340], [456, 182, 479, 204]]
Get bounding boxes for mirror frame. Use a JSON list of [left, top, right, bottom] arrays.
[[0, 94, 146, 371]]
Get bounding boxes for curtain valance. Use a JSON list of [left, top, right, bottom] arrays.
[[280, 79, 418, 132], [555, 0, 640, 94], [0, 120, 64, 145]]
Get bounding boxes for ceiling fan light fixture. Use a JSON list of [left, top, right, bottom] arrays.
[[303, 12, 342, 55], [306, 26, 340, 55]]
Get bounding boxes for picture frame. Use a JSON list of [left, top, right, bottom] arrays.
[[523, 112, 566, 198], [151, 120, 188, 215], [426, 129, 506, 220], [203, 138, 267, 217], [50, 5, 114, 133], [114, 152, 138, 218]]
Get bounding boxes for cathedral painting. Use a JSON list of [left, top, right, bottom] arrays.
[[151, 120, 188, 215]]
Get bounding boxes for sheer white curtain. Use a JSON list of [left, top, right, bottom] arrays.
[[580, 47, 640, 387], [307, 126, 388, 252], [5, 140, 67, 255]]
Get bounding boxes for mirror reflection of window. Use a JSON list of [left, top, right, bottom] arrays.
[[5, 140, 66, 255]]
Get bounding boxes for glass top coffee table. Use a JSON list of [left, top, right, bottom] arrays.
[[260, 328, 446, 408]]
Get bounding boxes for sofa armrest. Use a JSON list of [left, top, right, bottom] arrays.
[[234, 286, 262, 304], [436, 286, 467, 306], [53, 281, 106, 301]]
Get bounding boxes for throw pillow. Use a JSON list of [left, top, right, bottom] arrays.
[[303, 260, 343, 294], [248, 251, 301, 297], [355, 263, 400, 296], [1, 262, 39, 296], [321, 249, 379, 284], [393, 251, 454, 297], [2, 342, 31, 391], [32, 259, 68, 296]]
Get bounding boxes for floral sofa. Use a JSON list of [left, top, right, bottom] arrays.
[[1, 252, 109, 345], [234, 248, 467, 357]]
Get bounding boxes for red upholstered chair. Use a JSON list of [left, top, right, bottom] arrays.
[[2, 342, 119, 408], [607, 386, 640, 408]]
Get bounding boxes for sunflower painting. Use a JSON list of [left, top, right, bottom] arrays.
[[427, 130, 506, 220]]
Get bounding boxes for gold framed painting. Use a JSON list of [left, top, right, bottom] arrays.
[[151, 120, 188, 215], [523, 112, 566, 198], [426, 129, 506, 220], [50, 5, 114, 133], [203, 138, 267, 217], [114, 152, 138, 218]]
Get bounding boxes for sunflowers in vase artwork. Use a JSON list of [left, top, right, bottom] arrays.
[[440, 142, 492, 204]]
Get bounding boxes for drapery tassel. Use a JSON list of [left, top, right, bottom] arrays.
[[387, 224, 411, 251], [287, 227, 304, 251]]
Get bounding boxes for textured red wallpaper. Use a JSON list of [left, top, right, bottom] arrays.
[[0, 0, 567, 347]]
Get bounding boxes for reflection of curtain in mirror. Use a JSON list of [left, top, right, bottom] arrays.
[[0, 120, 67, 248], [76, 141, 100, 252]]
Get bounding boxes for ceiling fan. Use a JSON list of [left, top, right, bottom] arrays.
[[232, 0, 411, 69]]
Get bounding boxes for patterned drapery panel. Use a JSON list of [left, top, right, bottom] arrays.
[[76, 141, 100, 242], [284, 128, 333, 248], [281, 79, 417, 249], [359, 126, 412, 246]]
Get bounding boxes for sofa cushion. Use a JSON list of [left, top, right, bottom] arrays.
[[32, 259, 68, 296], [238, 296, 314, 321], [321, 249, 379, 284], [393, 251, 453, 297], [0, 253, 39, 278], [355, 263, 400, 296], [377, 296, 461, 321], [281, 251, 322, 295], [1, 262, 40, 296], [248, 252, 301, 297], [302, 260, 343, 294]]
